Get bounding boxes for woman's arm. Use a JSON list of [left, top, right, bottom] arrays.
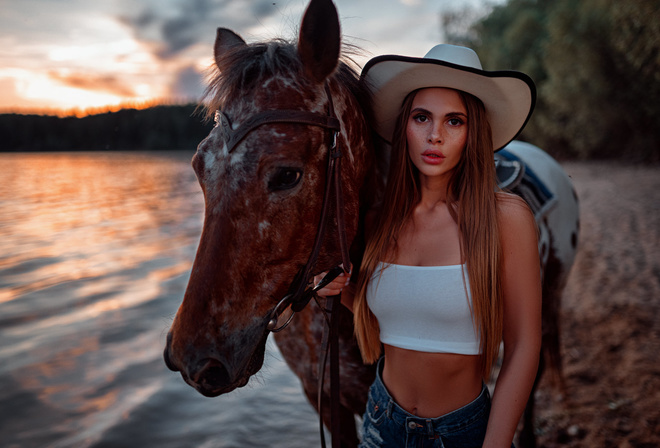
[[484, 195, 542, 447]]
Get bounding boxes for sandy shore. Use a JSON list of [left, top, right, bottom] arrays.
[[532, 161, 660, 447]]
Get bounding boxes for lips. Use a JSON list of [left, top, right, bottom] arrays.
[[421, 149, 445, 165]]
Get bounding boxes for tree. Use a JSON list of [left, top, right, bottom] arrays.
[[442, 0, 660, 162], [0, 105, 213, 152], [541, 0, 660, 161]]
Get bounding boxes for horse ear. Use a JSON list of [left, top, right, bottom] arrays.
[[297, 0, 340, 83], [214, 28, 247, 72]]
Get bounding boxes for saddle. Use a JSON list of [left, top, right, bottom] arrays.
[[495, 148, 557, 221], [495, 150, 525, 190]]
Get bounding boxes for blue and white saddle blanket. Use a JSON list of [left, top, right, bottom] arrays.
[[495, 149, 557, 222]]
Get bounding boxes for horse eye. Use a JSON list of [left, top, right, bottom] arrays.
[[268, 167, 302, 191]]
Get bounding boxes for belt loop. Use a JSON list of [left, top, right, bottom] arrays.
[[386, 400, 393, 419]]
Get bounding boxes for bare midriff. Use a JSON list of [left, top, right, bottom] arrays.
[[381, 344, 483, 418]]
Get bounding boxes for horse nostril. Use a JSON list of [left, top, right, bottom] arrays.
[[195, 358, 231, 391], [163, 332, 180, 372], [163, 346, 179, 372]]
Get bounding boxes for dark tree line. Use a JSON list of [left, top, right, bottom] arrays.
[[0, 104, 213, 152], [443, 0, 660, 163]]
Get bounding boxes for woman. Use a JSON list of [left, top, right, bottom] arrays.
[[316, 44, 541, 447]]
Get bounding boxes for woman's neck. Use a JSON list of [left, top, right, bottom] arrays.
[[418, 173, 452, 209]]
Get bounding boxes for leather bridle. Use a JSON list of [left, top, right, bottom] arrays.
[[215, 83, 350, 448], [216, 83, 351, 328]]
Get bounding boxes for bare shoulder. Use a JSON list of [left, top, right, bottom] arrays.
[[496, 194, 540, 297], [496, 192, 534, 225], [495, 192, 537, 245]]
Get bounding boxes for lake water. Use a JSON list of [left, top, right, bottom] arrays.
[[0, 151, 323, 448]]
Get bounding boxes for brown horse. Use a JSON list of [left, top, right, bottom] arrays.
[[164, 1, 579, 447], [163, 0, 377, 446]]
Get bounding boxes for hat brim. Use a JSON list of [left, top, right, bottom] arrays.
[[360, 54, 536, 151]]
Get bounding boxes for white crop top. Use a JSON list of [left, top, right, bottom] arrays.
[[366, 262, 481, 355]]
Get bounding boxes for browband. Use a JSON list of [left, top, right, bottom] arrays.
[[217, 109, 341, 153]]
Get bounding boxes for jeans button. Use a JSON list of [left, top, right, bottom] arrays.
[[408, 421, 417, 430]]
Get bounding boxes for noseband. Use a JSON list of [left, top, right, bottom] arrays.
[[215, 83, 352, 330]]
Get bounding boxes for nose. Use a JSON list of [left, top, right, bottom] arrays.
[[163, 332, 179, 372], [190, 358, 233, 396], [163, 331, 241, 396], [428, 122, 443, 143]]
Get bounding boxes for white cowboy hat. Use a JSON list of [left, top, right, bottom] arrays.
[[360, 44, 536, 151]]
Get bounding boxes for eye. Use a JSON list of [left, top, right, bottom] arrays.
[[448, 117, 464, 126], [268, 167, 303, 191], [412, 113, 429, 123]]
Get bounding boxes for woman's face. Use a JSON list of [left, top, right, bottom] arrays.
[[406, 87, 467, 182]]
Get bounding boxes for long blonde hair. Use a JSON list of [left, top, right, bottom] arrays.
[[353, 88, 503, 379]]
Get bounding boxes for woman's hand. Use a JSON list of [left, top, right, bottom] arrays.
[[313, 269, 351, 298]]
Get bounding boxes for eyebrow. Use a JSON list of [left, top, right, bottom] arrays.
[[446, 112, 468, 119], [411, 107, 468, 119]]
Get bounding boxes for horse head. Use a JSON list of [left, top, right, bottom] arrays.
[[164, 0, 373, 397]]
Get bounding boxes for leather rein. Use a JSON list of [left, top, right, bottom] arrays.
[[216, 83, 350, 448]]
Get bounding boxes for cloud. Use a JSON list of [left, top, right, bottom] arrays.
[[0, 77, 27, 110], [0, 0, 502, 113], [157, 0, 216, 59], [170, 65, 205, 100], [48, 71, 137, 98], [119, 0, 282, 61]]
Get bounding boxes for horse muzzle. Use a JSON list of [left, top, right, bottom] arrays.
[[163, 328, 267, 397]]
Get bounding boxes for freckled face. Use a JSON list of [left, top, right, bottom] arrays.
[[406, 88, 468, 181]]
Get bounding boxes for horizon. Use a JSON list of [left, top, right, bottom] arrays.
[[0, 97, 197, 118], [0, 0, 498, 116]]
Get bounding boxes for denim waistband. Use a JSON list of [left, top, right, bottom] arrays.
[[370, 358, 491, 437]]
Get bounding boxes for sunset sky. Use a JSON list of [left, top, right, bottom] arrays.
[[1, 0, 496, 115]]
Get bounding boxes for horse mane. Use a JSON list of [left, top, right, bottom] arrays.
[[202, 38, 372, 123]]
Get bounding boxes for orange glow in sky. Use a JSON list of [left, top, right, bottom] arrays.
[[0, 0, 495, 116], [0, 16, 206, 115]]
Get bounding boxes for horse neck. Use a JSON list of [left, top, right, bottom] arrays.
[[322, 73, 380, 272]]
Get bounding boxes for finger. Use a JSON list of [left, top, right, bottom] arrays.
[[329, 273, 348, 287], [315, 275, 347, 297], [313, 272, 329, 287], [328, 275, 350, 292]]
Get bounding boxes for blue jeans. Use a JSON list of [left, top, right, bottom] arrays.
[[360, 359, 494, 448]]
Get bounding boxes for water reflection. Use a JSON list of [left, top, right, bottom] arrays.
[[0, 151, 321, 447], [0, 151, 201, 427], [0, 152, 201, 305]]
